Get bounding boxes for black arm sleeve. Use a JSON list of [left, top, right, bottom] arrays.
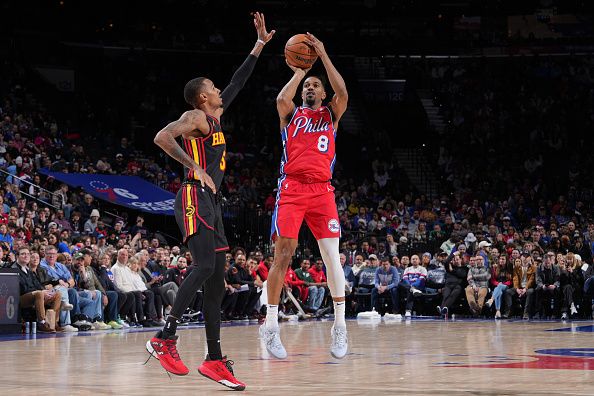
[[220, 54, 258, 110]]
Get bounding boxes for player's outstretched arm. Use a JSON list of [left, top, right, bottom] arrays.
[[304, 32, 348, 122], [153, 110, 217, 192], [220, 12, 275, 112], [277, 64, 309, 128]]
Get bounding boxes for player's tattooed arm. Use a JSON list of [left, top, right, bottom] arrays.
[[154, 111, 217, 192], [154, 110, 206, 169]]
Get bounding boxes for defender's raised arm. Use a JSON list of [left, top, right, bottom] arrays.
[[220, 12, 275, 112]]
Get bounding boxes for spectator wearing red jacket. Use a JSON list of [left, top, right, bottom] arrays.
[[296, 259, 325, 312], [308, 258, 329, 310], [308, 258, 328, 285], [486, 255, 513, 318], [284, 265, 306, 305], [256, 254, 273, 282]]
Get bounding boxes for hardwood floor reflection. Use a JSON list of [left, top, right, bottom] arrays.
[[1, 319, 593, 395]]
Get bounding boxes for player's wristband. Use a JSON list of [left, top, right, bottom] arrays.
[[257, 39, 265, 46]]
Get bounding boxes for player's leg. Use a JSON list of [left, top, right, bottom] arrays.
[[267, 182, 303, 315], [168, 231, 216, 327], [317, 237, 348, 358], [261, 181, 305, 359], [266, 236, 299, 317], [147, 188, 216, 376], [260, 235, 297, 359], [196, 201, 246, 390], [147, 230, 215, 376], [165, 187, 216, 326], [202, 213, 229, 360], [306, 185, 348, 358], [197, 251, 246, 390], [317, 238, 346, 315]]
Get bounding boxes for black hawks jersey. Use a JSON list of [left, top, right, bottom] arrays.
[[181, 114, 226, 191]]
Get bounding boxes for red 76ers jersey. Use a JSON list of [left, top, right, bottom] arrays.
[[280, 106, 336, 182]]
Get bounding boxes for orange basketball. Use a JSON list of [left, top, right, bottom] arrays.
[[284, 34, 318, 69]]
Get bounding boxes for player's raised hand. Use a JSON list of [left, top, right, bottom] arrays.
[[193, 164, 217, 194], [253, 11, 275, 44], [285, 59, 311, 75], [304, 32, 327, 58]]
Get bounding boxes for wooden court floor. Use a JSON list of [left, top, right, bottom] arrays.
[[1, 318, 594, 395]]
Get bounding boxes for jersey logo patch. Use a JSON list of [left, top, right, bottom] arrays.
[[292, 115, 330, 137], [328, 219, 340, 233], [212, 132, 226, 146], [185, 205, 196, 217]]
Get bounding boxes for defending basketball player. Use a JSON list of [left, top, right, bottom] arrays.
[[145, 12, 274, 390], [260, 32, 349, 359]]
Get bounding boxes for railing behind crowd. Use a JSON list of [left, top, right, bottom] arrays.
[[222, 203, 445, 259], [0, 168, 61, 210], [400, 147, 440, 198], [0, 170, 137, 237], [3, 168, 446, 258]]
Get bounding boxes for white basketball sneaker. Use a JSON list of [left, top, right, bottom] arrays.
[[259, 324, 287, 359], [330, 325, 348, 359]]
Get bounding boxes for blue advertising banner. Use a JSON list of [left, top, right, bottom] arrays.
[[38, 168, 175, 215]]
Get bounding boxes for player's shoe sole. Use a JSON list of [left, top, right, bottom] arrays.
[[198, 366, 246, 391]]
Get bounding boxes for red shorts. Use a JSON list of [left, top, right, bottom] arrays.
[[271, 177, 340, 241]]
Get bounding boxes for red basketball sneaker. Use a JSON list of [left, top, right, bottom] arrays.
[[198, 356, 246, 391], [146, 332, 189, 376]]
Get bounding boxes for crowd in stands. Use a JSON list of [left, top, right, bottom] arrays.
[[341, 229, 594, 320], [334, 55, 594, 319], [430, 55, 594, 202], [3, 49, 594, 333]]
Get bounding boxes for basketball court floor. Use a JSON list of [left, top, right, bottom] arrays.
[[1, 318, 593, 395]]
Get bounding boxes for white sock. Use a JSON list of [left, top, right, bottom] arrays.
[[333, 301, 346, 329], [266, 305, 279, 330]]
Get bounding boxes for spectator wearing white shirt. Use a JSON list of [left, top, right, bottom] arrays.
[[128, 256, 159, 327], [112, 248, 152, 326], [111, 248, 135, 292]]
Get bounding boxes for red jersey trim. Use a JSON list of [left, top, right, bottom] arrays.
[[197, 215, 215, 231], [199, 138, 207, 168], [202, 115, 216, 140]]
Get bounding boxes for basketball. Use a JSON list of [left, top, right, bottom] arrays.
[[284, 34, 318, 69]]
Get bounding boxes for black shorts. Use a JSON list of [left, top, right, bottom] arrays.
[[174, 183, 229, 251]]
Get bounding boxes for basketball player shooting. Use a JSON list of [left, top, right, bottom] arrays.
[[146, 12, 274, 391], [260, 32, 349, 359]]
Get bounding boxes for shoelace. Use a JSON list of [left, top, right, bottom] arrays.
[[165, 340, 181, 361], [332, 328, 347, 347], [265, 329, 283, 350], [222, 357, 235, 375]]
